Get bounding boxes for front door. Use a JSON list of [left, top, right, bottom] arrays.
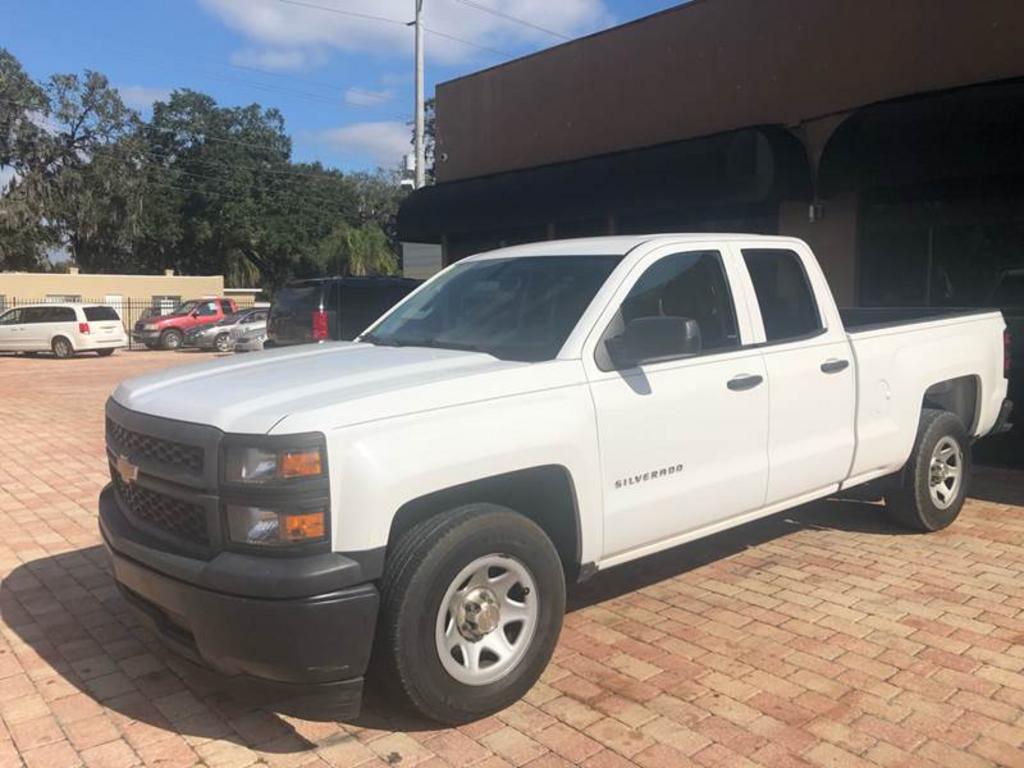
[[0, 308, 25, 350], [585, 245, 770, 562]]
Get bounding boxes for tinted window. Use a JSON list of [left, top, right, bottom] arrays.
[[0, 309, 22, 325], [992, 273, 1024, 307], [273, 285, 323, 315], [339, 283, 412, 339], [84, 306, 120, 321], [742, 249, 822, 342], [21, 307, 50, 323], [364, 256, 622, 362], [618, 250, 739, 352]]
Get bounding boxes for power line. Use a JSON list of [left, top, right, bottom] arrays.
[[269, 0, 514, 58], [450, 0, 571, 41]]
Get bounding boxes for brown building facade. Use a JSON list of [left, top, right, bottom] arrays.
[[398, 0, 1024, 308]]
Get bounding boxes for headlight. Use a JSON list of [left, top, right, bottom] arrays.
[[224, 444, 323, 483], [226, 504, 326, 547]]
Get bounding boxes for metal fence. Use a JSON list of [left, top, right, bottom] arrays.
[[0, 296, 257, 350]]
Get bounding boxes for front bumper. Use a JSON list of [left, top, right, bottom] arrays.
[[132, 329, 161, 343], [98, 484, 378, 716]]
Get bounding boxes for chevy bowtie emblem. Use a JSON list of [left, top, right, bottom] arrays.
[[115, 455, 139, 485]]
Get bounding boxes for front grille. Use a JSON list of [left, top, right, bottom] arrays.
[[106, 418, 204, 474], [111, 467, 209, 546]]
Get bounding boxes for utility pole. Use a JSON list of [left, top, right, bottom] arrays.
[[413, 0, 426, 189]]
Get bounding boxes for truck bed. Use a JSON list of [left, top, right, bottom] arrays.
[[839, 306, 997, 333]]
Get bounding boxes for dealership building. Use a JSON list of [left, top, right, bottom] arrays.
[[398, 0, 1024, 308]]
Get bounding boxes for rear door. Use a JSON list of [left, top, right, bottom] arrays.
[[269, 282, 326, 345], [730, 242, 856, 504], [84, 306, 125, 341], [20, 306, 54, 350], [584, 243, 770, 561]]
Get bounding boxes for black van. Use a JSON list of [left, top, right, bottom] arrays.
[[267, 276, 421, 347]]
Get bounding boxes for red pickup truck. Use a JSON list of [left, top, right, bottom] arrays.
[[133, 298, 238, 350]]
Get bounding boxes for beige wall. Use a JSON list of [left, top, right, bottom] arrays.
[[0, 272, 224, 301], [779, 194, 859, 308]]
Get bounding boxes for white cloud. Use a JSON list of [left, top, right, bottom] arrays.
[[316, 121, 410, 166], [230, 47, 328, 72], [118, 85, 173, 110], [0, 166, 17, 196], [199, 0, 613, 66], [344, 87, 394, 107]]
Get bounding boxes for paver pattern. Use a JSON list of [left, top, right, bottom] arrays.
[[1, 350, 1023, 767]]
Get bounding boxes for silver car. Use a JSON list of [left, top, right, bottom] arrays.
[[183, 309, 268, 352]]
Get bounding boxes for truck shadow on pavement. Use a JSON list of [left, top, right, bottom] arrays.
[[0, 493, 973, 754]]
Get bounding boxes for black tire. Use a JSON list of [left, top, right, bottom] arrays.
[[143, 342, 158, 350], [885, 409, 970, 532], [214, 333, 231, 352], [160, 329, 183, 350], [51, 336, 74, 359], [375, 504, 566, 724], [96, 348, 115, 357]]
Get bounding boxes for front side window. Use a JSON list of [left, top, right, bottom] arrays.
[[742, 249, 822, 342], [0, 309, 22, 325], [363, 256, 622, 362], [195, 301, 218, 317], [616, 250, 740, 352]]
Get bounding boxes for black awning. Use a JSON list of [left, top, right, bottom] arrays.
[[399, 126, 810, 243], [819, 78, 1024, 197]]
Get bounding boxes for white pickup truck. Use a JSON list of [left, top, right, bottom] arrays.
[[99, 234, 1012, 723]]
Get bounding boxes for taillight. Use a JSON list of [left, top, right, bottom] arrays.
[[312, 310, 329, 341], [1005, 328, 1012, 377], [78, 322, 90, 334]]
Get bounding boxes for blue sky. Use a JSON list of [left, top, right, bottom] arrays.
[[3, 0, 681, 173]]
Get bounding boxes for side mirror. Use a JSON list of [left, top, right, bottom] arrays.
[[606, 316, 702, 369]]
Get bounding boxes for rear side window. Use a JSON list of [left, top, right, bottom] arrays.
[[742, 249, 822, 342], [338, 283, 407, 340], [23, 306, 75, 323], [84, 306, 120, 321], [272, 285, 323, 315]]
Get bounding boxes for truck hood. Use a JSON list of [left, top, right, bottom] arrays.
[[112, 342, 561, 434]]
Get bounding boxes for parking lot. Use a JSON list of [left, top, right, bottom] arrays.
[[1, 350, 1023, 768]]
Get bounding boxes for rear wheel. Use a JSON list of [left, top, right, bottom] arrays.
[[885, 409, 970, 532], [159, 329, 183, 350], [51, 336, 74, 359], [375, 504, 565, 724], [96, 348, 115, 357]]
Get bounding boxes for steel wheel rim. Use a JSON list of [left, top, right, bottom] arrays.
[[435, 554, 539, 686], [928, 435, 963, 510]]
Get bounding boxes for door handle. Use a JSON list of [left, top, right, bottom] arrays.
[[821, 358, 850, 374], [727, 374, 764, 391]]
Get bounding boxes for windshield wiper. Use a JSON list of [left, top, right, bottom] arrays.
[[362, 335, 489, 354]]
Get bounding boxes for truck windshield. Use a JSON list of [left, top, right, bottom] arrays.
[[362, 255, 622, 362]]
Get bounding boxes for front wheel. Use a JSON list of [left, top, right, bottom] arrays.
[[214, 333, 231, 352], [375, 504, 565, 724], [160, 329, 183, 350], [885, 409, 970, 532]]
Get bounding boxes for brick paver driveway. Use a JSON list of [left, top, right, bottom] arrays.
[[1, 350, 1023, 768]]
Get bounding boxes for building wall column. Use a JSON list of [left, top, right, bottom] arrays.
[[778, 192, 859, 307]]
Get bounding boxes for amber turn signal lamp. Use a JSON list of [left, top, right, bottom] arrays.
[[280, 449, 322, 478]]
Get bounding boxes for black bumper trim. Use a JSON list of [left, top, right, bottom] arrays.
[[104, 529, 379, 692], [989, 398, 1014, 436]]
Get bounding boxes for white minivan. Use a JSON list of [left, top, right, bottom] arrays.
[[0, 303, 128, 358]]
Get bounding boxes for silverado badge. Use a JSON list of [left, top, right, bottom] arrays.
[[115, 455, 139, 485]]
